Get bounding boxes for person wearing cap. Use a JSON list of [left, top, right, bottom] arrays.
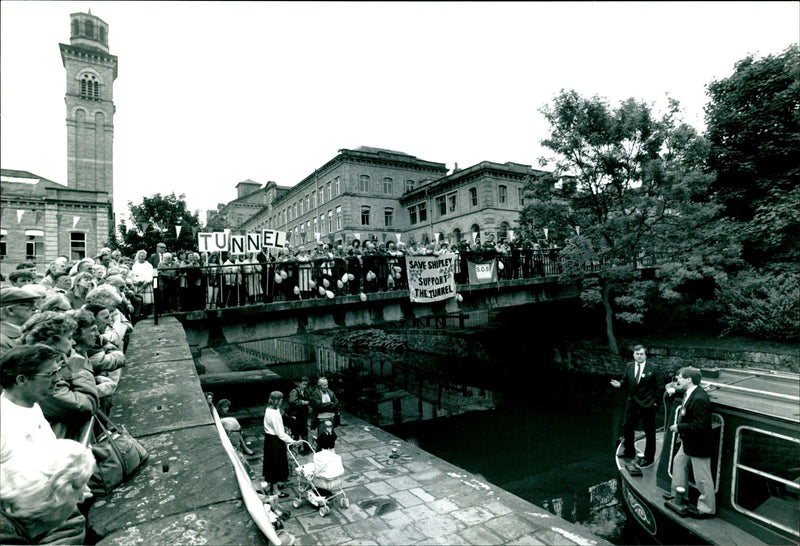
[[1, 287, 39, 350]]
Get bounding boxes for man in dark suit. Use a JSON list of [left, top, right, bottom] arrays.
[[149, 242, 166, 268], [610, 344, 664, 466], [668, 366, 715, 517]]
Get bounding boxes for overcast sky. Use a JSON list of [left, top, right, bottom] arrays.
[[2, 2, 797, 225]]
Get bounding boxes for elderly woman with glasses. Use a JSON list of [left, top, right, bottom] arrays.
[[21, 312, 98, 441]]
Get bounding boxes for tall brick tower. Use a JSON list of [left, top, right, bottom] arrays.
[[59, 11, 118, 204]]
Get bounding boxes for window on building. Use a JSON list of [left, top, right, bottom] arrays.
[[85, 20, 94, 38], [99, 26, 106, 44], [518, 187, 525, 207], [80, 74, 99, 100], [384, 207, 394, 227], [335, 176, 340, 196], [732, 426, 799, 536], [294, 202, 298, 218], [313, 217, 318, 234], [305, 195, 310, 212], [0, 232, 6, 259], [336, 206, 342, 230], [449, 193, 458, 213], [320, 214, 326, 234], [436, 196, 447, 216], [71, 19, 79, 36], [408, 202, 427, 225], [311, 192, 316, 208], [319, 188, 324, 205], [299, 199, 304, 216], [25, 232, 44, 261], [499, 185, 508, 204], [359, 175, 370, 192], [361, 206, 371, 226], [295, 226, 299, 240], [327, 210, 333, 233], [383, 177, 393, 194], [470, 187, 478, 207], [326, 181, 332, 201], [406, 180, 415, 192]]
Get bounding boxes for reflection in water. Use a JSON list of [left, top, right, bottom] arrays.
[[314, 345, 630, 543]]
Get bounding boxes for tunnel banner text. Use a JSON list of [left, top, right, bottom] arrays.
[[197, 230, 287, 253], [405, 252, 457, 303]]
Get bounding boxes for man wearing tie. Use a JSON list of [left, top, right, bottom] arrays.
[[610, 344, 663, 467], [667, 367, 715, 518]]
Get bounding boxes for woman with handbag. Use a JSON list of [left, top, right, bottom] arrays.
[[262, 391, 300, 498]]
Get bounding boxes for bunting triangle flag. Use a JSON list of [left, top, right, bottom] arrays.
[[176, 225, 182, 238], [543, 228, 549, 240], [191, 226, 199, 238], [72, 216, 81, 229], [140, 222, 150, 233], [575, 226, 580, 236], [508, 230, 515, 241], [434, 232, 441, 244], [353, 233, 360, 240], [34, 211, 43, 224], [471, 231, 478, 244], [16, 209, 24, 223], [395, 233, 401, 242]]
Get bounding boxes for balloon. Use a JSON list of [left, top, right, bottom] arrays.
[[274, 273, 283, 284], [337, 280, 344, 289], [318, 286, 326, 296], [342, 273, 349, 283], [359, 292, 367, 302], [348, 273, 355, 281], [498, 261, 505, 270], [366, 271, 376, 282], [323, 278, 330, 288], [293, 286, 300, 295], [393, 265, 402, 273], [309, 280, 317, 288], [280, 270, 288, 279], [456, 293, 464, 302], [325, 290, 334, 299]]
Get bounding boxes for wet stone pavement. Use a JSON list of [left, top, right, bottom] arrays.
[[239, 412, 609, 546]]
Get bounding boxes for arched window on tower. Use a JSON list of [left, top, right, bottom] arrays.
[[99, 26, 106, 44], [84, 20, 94, 38], [71, 19, 80, 37], [80, 74, 99, 100]]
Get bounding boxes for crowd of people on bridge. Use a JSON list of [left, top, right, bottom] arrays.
[[1, 233, 567, 316], [0, 255, 134, 542]]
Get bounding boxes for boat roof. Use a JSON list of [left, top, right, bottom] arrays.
[[701, 368, 799, 424]]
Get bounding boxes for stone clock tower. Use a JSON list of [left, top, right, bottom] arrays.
[[59, 11, 118, 204]]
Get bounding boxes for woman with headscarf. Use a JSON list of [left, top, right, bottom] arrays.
[[130, 249, 154, 312]]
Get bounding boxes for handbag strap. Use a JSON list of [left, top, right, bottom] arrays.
[[92, 410, 129, 476]]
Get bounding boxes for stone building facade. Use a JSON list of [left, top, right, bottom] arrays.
[[400, 160, 547, 245], [1, 11, 117, 275], [238, 147, 448, 247]]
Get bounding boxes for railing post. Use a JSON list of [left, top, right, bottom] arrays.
[[152, 271, 159, 325]]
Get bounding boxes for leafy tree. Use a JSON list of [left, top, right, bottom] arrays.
[[523, 90, 735, 354], [705, 44, 800, 268], [118, 193, 200, 256]]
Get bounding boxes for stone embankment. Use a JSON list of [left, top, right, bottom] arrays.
[[88, 317, 610, 545]]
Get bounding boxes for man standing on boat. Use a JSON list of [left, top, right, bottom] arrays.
[[610, 344, 662, 467], [668, 367, 715, 518]]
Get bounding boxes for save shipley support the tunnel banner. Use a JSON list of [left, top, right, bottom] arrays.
[[405, 253, 457, 303]]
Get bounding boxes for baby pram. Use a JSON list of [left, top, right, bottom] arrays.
[[288, 440, 349, 517]]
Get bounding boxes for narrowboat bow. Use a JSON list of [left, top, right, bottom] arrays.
[[616, 368, 799, 545]]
